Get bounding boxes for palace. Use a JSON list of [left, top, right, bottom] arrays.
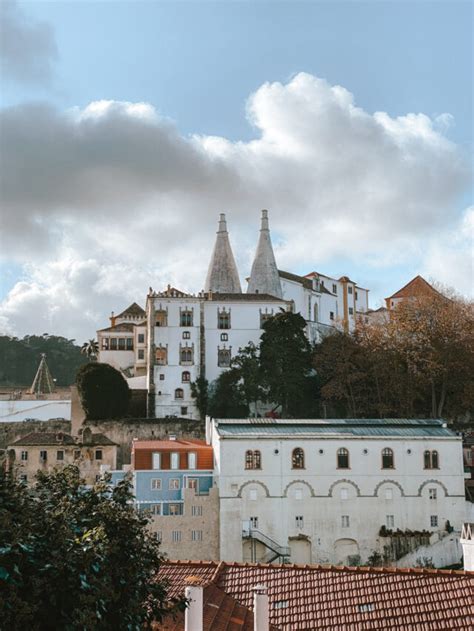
[[97, 210, 370, 419]]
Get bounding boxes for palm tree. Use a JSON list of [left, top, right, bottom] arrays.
[[81, 339, 99, 362]]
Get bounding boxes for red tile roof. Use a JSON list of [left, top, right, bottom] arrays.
[[385, 275, 441, 301], [158, 561, 474, 630], [132, 439, 209, 450]]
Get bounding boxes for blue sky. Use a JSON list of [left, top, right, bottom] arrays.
[[0, 1, 472, 340]]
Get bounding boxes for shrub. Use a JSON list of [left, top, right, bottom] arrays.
[[76, 362, 131, 420]]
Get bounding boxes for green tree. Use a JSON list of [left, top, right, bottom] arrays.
[[76, 363, 131, 420], [81, 339, 99, 362], [259, 311, 317, 417], [208, 370, 249, 418], [190, 375, 209, 419], [0, 466, 185, 630], [230, 342, 265, 415]]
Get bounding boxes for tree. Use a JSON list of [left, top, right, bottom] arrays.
[[190, 375, 209, 419], [0, 466, 185, 630], [81, 339, 99, 362], [259, 311, 317, 417], [76, 362, 131, 420], [230, 342, 265, 415], [208, 370, 249, 418]]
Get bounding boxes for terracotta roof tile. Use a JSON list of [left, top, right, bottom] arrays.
[[132, 439, 209, 450], [10, 432, 76, 446], [158, 561, 474, 630], [385, 275, 442, 301]]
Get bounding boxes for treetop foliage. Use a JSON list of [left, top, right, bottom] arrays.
[[0, 466, 185, 630], [76, 362, 131, 420]]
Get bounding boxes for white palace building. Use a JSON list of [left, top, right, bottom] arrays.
[[97, 210, 370, 419]]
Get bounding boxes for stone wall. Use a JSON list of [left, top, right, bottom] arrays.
[[0, 419, 71, 451]]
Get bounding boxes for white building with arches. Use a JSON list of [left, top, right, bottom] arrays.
[[208, 417, 467, 566]]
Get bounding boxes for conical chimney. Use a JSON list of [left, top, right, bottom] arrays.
[[247, 210, 282, 298], [204, 214, 241, 294]]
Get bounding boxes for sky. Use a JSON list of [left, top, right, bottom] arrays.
[[0, 0, 472, 343]]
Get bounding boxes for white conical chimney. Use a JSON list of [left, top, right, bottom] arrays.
[[184, 583, 204, 631], [204, 213, 242, 294], [247, 210, 282, 298], [461, 523, 474, 571]]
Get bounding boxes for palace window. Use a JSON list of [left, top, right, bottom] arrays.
[[110, 338, 117, 350], [348, 307, 354, 315], [191, 530, 203, 541], [355, 291, 359, 300], [156, 310, 168, 327], [180, 345, 193, 365], [250, 516, 258, 529], [382, 448, 394, 469], [245, 450, 261, 470], [295, 515, 304, 529], [170, 452, 179, 470], [126, 338, 133, 350], [192, 505, 202, 516], [182, 371, 191, 383], [152, 453, 161, 469], [172, 530, 182, 541], [386, 515, 395, 528], [169, 504, 182, 516], [220, 333, 228, 341], [138, 349, 144, 360], [424, 450, 439, 469], [313, 304, 319, 322], [348, 286, 353, 294], [148, 504, 161, 516], [155, 531, 162, 542], [182, 331, 190, 339], [180, 309, 193, 327], [330, 311, 335, 320], [430, 515, 438, 528], [138, 333, 145, 343], [217, 309, 231, 329], [159, 374, 165, 380], [155, 347, 168, 365], [101, 337, 109, 350], [217, 347, 232, 367], [292, 448, 305, 469], [187, 478, 199, 492], [181, 406, 188, 415], [337, 448, 350, 469], [74, 449, 81, 460], [118, 338, 125, 350], [175, 388, 184, 400]]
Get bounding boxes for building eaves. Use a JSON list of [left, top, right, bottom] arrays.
[[97, 323, 136, 333]]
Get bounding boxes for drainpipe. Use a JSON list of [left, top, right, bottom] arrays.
[[184, 583, 203, 631], [253, 584, 269, 631]]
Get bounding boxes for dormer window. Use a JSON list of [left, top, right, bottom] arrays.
[[218, 308, 231, 329]]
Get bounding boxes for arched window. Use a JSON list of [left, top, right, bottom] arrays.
[[337, 448, 349, 469], [182, 371, 191, 383], [245, 450, 261, 470], [292, 448, 305, 469], [424, 450, 439, 469], [382, 448, 394, 469], [174, 388, 184, 399]]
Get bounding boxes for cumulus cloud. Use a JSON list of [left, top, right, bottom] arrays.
[[0, 1, 57, 85], [0, 73, 470, 339]]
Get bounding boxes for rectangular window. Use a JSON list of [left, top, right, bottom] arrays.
[[39, 450, 47, 462], [156, 310, 168, 327], [429, 488, 437, 500], [188, 452, 197, 469], [348, 307, 354, 315], [341, 515, 350, 528], [182, 331, 191, 339], [330, 311, 334, 320], [180, 406, 188, 415], [385, 489, 393, 500], [169, 478, 180, 490], [155, 531, 162, 542], [170, 452, 179, 470], [126, 338, 133, 350], [217, 309, 231, 329], [172, 530, 182, 542], [138, 333, 145, 343], [430, 515, 438, 528], [152, 453, 161, 470], [110, 338, 117, 350], [151, 478, 162, 490], [101, 337, 109, 350], [348, 286, 353, 294], [340, 488, 348, 500], [159, 373, 165, 381], [332, 284, 337, 294], [187, 478, 199, 492], [386, 515, 395, 528], [21, 450, 28, 461], [180, 310, 193, 327], [169, 503, 183, 516], [155, 347, 168, 365], [295, 515, 304, 529], [191, 530, 203, 541], [250, 516, 258, 529], [149, 504, 162, 515], [355, 291, 358, 300], [191, 505, 203, 517], [56, 450, 64, 461], [118, 338, 125, 350], [220, 332, 229, 341], [95, 449, 103, 460], [138, 349, 145, 360]]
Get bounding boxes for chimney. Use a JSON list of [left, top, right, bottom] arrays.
[[253, 584, 269, 631], [461, 523, 474, 571], [184, 580, 204, 631], [110, 311, 116, 327]]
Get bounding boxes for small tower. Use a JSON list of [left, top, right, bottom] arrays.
[[204, 213, 242, 294], [247, 209, 283, 298], [29, 353, 56, 395]]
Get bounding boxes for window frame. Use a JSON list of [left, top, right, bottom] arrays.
[[337, 448, 350, 469], [292, 447, 305, 469], [381, 447, 394, 469]]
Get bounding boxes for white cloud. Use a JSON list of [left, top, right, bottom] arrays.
[[0, 73, 470, 340]]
